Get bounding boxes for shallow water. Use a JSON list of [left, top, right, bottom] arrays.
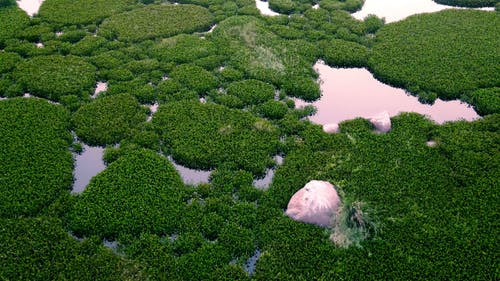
[[352, 0, 494, 23], [244, 249, 261, 275], [92, 82, 108, 98], [294, 61, 479, 125], [255, 0, 280, 16], [16, 0, 45, 16], [168, 156, 211, 185], [72, 145, 106, 193], [253, 155, 283, 189]]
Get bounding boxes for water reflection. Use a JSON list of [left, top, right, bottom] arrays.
[[167, 156, 211, 185], [253, 155, 283, 189], [73, 145, 106, 193], [244, 249, 261, 275], [255, 0, 280, 16], [16, 0, 45, 16], [92, 82, 108, 98], [353, 0, 494, 23], [294, 61, 479, 125]]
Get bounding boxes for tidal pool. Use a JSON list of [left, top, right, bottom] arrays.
[[167, 156, 211, 185], [255, 0, 280, 16], [244, 249, 261, 275], [16, 0, 45, 16], [352, 0, 494, 23], [72, 145, 105, 193], [294, 61, 479, 125], [92, 82, 108, 98], [253, 155, 283, 189]]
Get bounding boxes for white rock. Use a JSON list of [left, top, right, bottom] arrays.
[[285, 180, 341, 227], [370, 110, 391, 133], [323, 123, 339, 134]]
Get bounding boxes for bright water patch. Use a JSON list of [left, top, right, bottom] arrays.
[[92, 82, 108, 98], [253, 155, 283, 189], [255, 0, 280, 16], [146, 102, 159, 122], [353, 0, 494, 23], [168, 156, 211, 185], [244, 249, 261, 275], [17, 0, 45, 16], [294, 61, 479, 125], [73, 145, 105, 193]]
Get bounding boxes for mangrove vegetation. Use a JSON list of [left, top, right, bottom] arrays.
[[1, 0, 498, 280]]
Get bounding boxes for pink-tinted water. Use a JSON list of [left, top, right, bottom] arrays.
[[295, 62, 479, 125], [352, 0, 493, 23]]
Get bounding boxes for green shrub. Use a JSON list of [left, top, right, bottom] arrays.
[[72, 93, 147, 146], [0, 98, 72, 218], [152, 34, 216, 64], [369, 10, 500, 101], [153, 100, 280, 175], [258, 100, 289, 119], [0, 51, 21, 74], [320, 39, 369, 67], [363, 14, 385, 34], [226, 79, 275, 106], [462, 87, 500, 115], [68, 149, 186, 238], [14, 55, 96, 101], [99, 4, 214, 42], [39, 0, 136, 25], [0, 7, 30, 47], [281, 75, 320, 101], [0, 217, 137, 280], [433, 0, 499, 7], [169, 64, 217, 95]]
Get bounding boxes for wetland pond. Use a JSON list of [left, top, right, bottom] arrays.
[[295, 61, 479, 125], [17, 0, 481, 189], [72, 145, 105, 193]]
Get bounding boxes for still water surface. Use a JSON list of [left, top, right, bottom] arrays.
[[72, 145, 106, 193], [295, 62, 479, 125]]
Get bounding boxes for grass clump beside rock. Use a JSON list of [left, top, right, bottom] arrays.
[[369, 10, 500, 104], [0, 98, 72, 218], [98, 4, 214, 42], [68, 149, 186, 239], [72, 93, 147, 146], [153, 100, 280, 175], [38, 0, 136, 26], [14, 55, 96, 101]]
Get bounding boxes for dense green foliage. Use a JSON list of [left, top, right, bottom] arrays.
[[39, 0, 136, 25], [0, 217, 136, 280], [99, 4, 214, 42], [68, 149, 185, 239], [3, 1, 499, 279], [0, 0, 15, 8], [369, 10, 500, 103], [226, 79, 275, 106], [320, 38, 369, 67], [153, 100, 280, 175], [14, 55, 96, 101], [168, 64, 218, 95], [462, 87, 500, 115], [258, 113, 499, 279], [72, 93, 147, 146], [433, 0, 499, 7], [0, 98, 72, 218], [0, 6, 30, 47]]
